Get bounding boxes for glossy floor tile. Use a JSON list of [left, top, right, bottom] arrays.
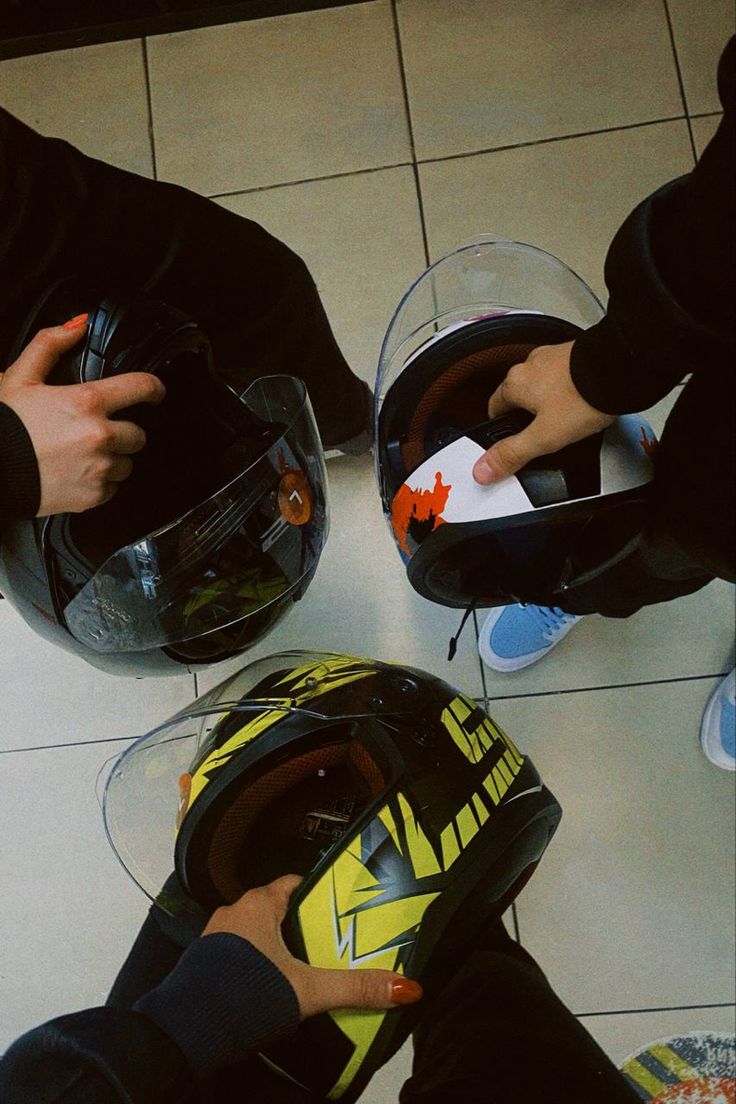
[[419, 119, 694, 300], [397, 0, 682, 160], [667, 0, 734, 115], [361, 1042, 412, 1103], [197, 453, 486, 700], [0, 40, 153, 176], [218, 166, 427, 385], [0, 603, 195, 751], [147, 2, 410, 195], [691, 111, 723, 157], [505, 678, 736, 1013], [582, 1005, 736, 1069], [0, 740, 149, 1051]]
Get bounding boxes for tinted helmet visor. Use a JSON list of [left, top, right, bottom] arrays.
[[51, 372, 327, 653]]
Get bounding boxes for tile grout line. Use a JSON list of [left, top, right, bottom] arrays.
[[389, 0, 431, 268], [141, 37, 158, 180], [1, 702, 488, 754], [209, 161, 414, 200], [473, 608, 491, 703], [2, 673, 726, 755], [662, 0, 698, 164], [205, 115, 692, 205], [483, 671, 730, 704], [415, 115, 692, 168], [576, 1001, 736, 1019]]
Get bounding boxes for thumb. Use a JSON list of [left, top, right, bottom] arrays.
[[4, 316, 89, 385], [300, 966, 423, 1017], [472, 424, 545, 485]]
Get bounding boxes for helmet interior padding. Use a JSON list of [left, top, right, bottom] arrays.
[[402, 342, 537, 473], [199, 735, 386, 903]]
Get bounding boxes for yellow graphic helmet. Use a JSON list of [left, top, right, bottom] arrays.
[[102, 650, 561, 1101]]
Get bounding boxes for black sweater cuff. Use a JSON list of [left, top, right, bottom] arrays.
[[0, 402, 40, 521], [134, 933, 300, 1079]]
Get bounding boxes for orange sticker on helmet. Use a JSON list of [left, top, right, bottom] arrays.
[[391, 472, 452, 557], [278, 471, 313, 525]]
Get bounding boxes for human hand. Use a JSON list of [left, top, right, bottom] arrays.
[[0, 316, 165, 516], [203, 875, 423, 1018], [472, 341, 615, 485]]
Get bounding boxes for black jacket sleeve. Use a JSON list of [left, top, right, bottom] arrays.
[[0, 934, 300, 1104], [570, 36, 735, 414], [0, 400, 40, 522]]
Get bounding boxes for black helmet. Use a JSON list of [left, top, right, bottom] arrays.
[[0, 284, 328, 675], [102, 649, 561, 1102], [376, 241, 657, 609]]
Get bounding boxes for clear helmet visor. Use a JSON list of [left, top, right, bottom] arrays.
[[376, 239, 604, 421], [100, 651, 405, 914], [63, 377, 328, 653]]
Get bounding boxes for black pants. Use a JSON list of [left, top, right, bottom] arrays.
[[0, 109, 368, 450], [556, 365, 735, 618], [107, 903, 639, 1104]]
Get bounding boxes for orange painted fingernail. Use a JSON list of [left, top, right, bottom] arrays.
[[390, 978, 423, 1005], [62, 313, 89, 330]]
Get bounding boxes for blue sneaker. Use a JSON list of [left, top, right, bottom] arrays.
[[478, 604, 582, 671], [700, 669, 736, 771]]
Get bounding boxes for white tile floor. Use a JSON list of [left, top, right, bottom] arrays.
[[1, 1, 734, 1098]]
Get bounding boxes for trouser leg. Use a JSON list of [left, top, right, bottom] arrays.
[[555, 371, 734, 618], [400, 925, 639, 1104], [555, 528, 714, 617]]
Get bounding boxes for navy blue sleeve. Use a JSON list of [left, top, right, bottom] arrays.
[[133, 933, 300, 1079]]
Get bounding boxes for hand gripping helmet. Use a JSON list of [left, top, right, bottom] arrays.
[[376, 241, 658, 610], [0, 284, 328, 675], [101, 649, 561, 1102]]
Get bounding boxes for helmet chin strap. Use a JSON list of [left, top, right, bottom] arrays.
[[447, 597, 478, 661]]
